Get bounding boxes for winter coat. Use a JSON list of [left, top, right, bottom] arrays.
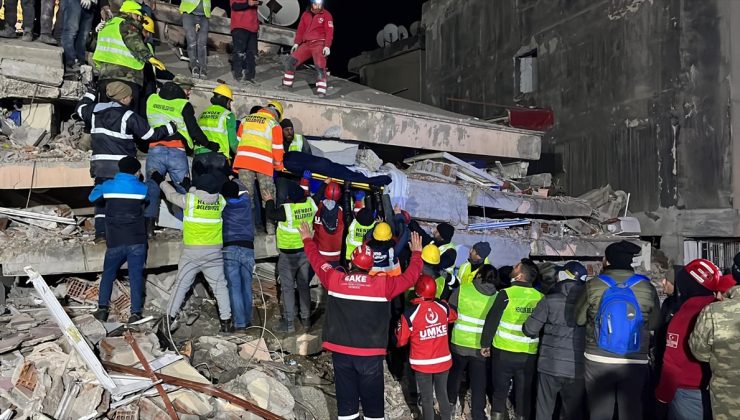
[[98, 14, 153, 86], [294, 9, 334, 48]]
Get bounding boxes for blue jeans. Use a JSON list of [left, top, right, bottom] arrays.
[[223, 246, 255, 328], [669, 388, 711, 420], [99, 244, 147, 314], [145, 146, 189, 218], [61, 0, 94, 66]]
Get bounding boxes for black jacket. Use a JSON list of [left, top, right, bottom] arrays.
[[76, 92, 173, 179], [153, 82, 210, 151], [523, 279, 586, 378]]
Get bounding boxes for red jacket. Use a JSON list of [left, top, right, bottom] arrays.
[[294, 9, 334, 48], [313, 204, 344, 262], [229, 0, 259, 32], [397, 298, 458, 373], [303, 237, 422, 356], [655, 295, 716, 402]]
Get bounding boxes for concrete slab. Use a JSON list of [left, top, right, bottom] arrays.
[[0, 59, 63, 87], [0, 160, 92, 189], [405, 178, 468, 227], [468, 188, 593, 217]]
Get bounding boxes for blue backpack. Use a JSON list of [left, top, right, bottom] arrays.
[[594, 274, 646, 355]]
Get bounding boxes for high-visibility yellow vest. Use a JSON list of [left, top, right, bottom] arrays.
[[451, 282, 496, 349], [146, 94, 193, 149], [277, 200, 317, 250], [435, 274, 447, 299], [458, 256, 490, 285], [492, 285, 543, 354], [438, 242, 458, 274], [182, 193, 226, 246], [288, 134, 305, 152], [196, 104, 231, 156], [180, 0, 211, 17], [93, 17, 145, 70], [344, 219, 376, 259]]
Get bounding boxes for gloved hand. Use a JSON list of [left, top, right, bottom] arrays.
[[322, 46, 330, 57], [80, 0, 92, 9], [206, 141, 221, 152], [100, 5, 112, 19], [150, 171, 165, 185], [95, 20, 106, 33], [302, 169, 312, 179], [148, 57, 166, 71], [291, 44, 299, 54], [180, 177, 192, 191]]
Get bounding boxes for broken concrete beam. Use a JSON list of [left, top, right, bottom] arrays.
[[0, 160, 93, 190], [404, 178, 468, 227], [308, 140, 359, 165], [225, 369, 295, 418], [0, 39, 63, 67], [467, 188, 593, 217], [0, 59, 63, 87]]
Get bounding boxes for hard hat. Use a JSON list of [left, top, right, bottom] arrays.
[[421, 244, 441, 265], [120, 0, 142, 16], [685, 258, 735, 293], [266, 100, 284, 121], [142, 15, 155, 33], [372, 222, 392, 241], [562, 261, 588, 281], [324, 182, 341, 201], [415, 275, 437, 299], [351, 244, 374, 271], [311, 0, 323, 5], [213, 83, 233, 100]]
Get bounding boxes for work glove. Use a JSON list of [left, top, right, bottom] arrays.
[[80, 0, 92, 9], [322, 46, 330, 57], [206, 141, 221, 152], [180, 177, 192, 191], [291, 43, 299, 54], [302, 169, 312, 179], [101, 5, 113, 19], [95, 20, 106, 33], [150, 171, 165, 185], [148, 57, 166, 71]]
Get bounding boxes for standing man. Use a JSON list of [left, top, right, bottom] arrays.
[[152, 171, 234, 335], [409, 221, 457, 275], [180, 0, 211, 78], [229, 0, 259, 83], [88, 157, 149, 324], [233, 101, 285, 233], [0, 0, 33, 41], [299, 222, 423, 420], [75, 83, 175, 242], [282, 0, 334, 97], [575, 241, 661, 420], [481, 259, 543, 420], [62, 0, 95, 76], [457, 242, 491, 285], [194, 84, 239, 181]]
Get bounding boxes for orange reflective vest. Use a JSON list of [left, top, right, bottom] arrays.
[[233, 110, 284, 176]]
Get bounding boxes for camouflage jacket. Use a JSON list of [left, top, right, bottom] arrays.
[[98, 14, 152, 86], [689, 286, 740, 420]]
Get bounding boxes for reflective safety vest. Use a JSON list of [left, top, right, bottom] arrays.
[[93, 17, 145, 70], [492, 285, 543, 354], [146, 94, 193, 149], [277, 200, 318, 250], [435, 275, 447, 299], [288, 134, 305, 152], [182, 193, 226, 246], [438, 242, 458, 274], [196, 104, 232, 157], [234, 111, 280, 176], [451, 282, 496, 349], [344, 219, 376, 259], [458, 256, 490, 285], [180, 0, 211, 17]]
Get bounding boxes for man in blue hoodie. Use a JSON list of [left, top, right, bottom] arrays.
[[221, 179, 256, 332], [88, 156, 149, 323]]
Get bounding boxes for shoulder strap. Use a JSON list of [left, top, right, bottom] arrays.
[[597, 274, 617, 288], [623, 274, 647, 288]]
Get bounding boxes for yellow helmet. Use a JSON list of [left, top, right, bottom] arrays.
[[372, 222, 392, 241], [266, 100, 284, 121], [119, 0, 142, 16], [142, 15, 155, 33], [213, 84, 233, 100], [421, 244, 441, 265]]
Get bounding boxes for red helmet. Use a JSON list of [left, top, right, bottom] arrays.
[[415, 275, 437, 299], [325, 182, 341, 201], [351, 244, 374, 271], [686, 258, 721, 289]]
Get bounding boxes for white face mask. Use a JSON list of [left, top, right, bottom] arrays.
[[323, 199, 336, 210]]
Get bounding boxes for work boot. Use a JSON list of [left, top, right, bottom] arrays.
[[234, 324, 249, 334], [146, 218, 156, 239], [299, 317, 311, 330], [21, 32, 32, 42], [191, 67, 200, 78], [219, 319, 234, 335], [93, 306, 109, 322], [276, 319, 295, 333], [491, 411, 508, 420], [93, 234, 106, 244], [37, 34, 57, 45], [127, 313, 144, 324], [0, 27, 15, 38]]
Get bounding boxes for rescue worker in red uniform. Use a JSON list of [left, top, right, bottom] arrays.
[[298, 222, 424, 420], [282, 0, 334, 96], [396, 275, 458, 420], [313, 181, 344, 267]]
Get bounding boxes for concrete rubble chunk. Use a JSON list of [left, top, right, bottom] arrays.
[[238, 338, 272, 362], [290, 386, 332, 420], [100, 333, 161, 366], [281, 332, 322, 356], [224, 369, 295, 417], [308, 140, 359, 165], [169, 389, 214, 416], [0, 59, 63, 87], [9, 126, 46, 147], [138, 396, 170, 420], [72, 314, 107, 345]]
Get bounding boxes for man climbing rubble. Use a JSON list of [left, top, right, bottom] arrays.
[[298, 222, 424, 420], [282, 0, 334, 97]]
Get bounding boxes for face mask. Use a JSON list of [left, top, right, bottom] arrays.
[[323, 199, 336, 210]]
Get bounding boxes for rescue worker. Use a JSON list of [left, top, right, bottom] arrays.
[[93, 0, 167, 114], [418, 244, 455, 301], [367, 211, 410, 276], [61, 0, 96, 74], [140, 16, 160, 112], [221, 180, 256, 332], [481, 259, 543, 420], [75, 82, 175, 241], [151, 171, 234, 335], [281, 119, 312, 153], [447, 264, 499, 420], [523, 260, 587, 420], [180, 0, 212, 78], [144, 77, 220, 237], [344, 207, 375, 262], [313, 181, 344, 267], [282, 0, 334, 96], [194, 84, 239, 181], [690, 280, 740, 420], [88, 157, 149, 324], [298, 221, 424, 420], [409, 220, 457, 274], [233, 101, 285, 233], [396, 275, 458, 420], [458, 242, 491, 285], [264, 183, 318, 332], [229, 0, 260, 83]]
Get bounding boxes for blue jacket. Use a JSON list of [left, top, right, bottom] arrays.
[[223, 189, 255, 248], [89, 172, 149, 247]]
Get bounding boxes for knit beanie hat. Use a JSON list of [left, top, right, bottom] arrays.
[[436, 222, 454, 243], [604, 240, 641, 270], [472, 242, 491, 259], [221, 181, 240, 199], [280, 118, 294, 128], [106, 81, 132, 101], [288, 183, 305, 203], [193, 174, 222, 194], [356, 207, 374, 226], [117, 156, 141, 174]]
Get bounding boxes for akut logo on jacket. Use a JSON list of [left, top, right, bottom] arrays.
[[419, 308, 447, 341]]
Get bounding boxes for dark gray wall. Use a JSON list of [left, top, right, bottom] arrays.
[[422, 0, 731, 213]]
